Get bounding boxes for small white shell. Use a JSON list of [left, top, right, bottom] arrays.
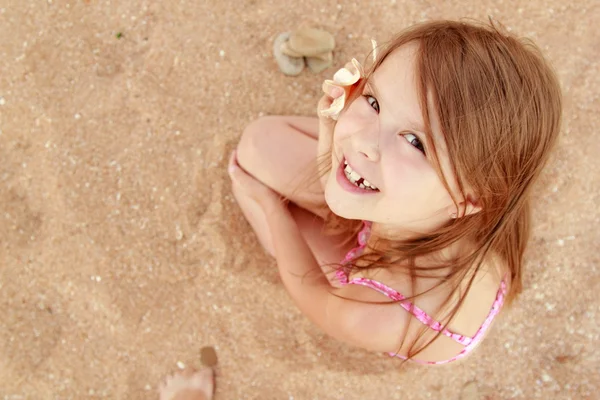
[[371, 39, 378, 62], [319, 95, 346, 120], [331, 58, 363, 85]]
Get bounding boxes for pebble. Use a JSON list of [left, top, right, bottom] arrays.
[[285, 28, 335, 57], [541, 372, 553, 382], [273, 32, 304, 76], [306, 51, 333, 73], [200, 346, 218, 367]]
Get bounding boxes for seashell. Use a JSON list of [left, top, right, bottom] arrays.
[[318, 39, 378, 119], [319, 58, 365, 120], [319, 93, 346, 120], [330, 58, 363, 85]]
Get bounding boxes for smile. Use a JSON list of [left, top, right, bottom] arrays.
[[336, 158, 380, 194]]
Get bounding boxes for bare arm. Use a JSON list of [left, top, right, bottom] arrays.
[[264, 202, 412, 352]]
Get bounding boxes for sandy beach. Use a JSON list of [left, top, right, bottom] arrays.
[[0, 0, 598, 398]]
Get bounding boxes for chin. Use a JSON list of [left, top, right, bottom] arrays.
[[328, 204, 351, 219], [325, 200, 366, 222], [324, 188, 354, 219]]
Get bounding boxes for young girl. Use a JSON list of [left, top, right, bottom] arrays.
[[228, 20, 562, 365]]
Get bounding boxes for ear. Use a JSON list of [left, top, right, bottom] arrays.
[[448, 197, 482, 219]]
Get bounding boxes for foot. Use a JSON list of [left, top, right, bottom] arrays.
[[159, 368, 214, 400]]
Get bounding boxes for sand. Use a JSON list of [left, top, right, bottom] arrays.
[[0, 0, 598, 399]]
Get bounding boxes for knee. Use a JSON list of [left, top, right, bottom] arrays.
[[236, 116, 282, 170]]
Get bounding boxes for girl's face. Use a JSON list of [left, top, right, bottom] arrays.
[[324, 43, 460, 238]]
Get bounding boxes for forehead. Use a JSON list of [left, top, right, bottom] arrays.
[[369, 42, 423, 128], [372, 41, 420, 80]]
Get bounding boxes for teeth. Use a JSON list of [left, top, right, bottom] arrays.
[[343, 166, 378, 190], [343, 159, 379, 190]]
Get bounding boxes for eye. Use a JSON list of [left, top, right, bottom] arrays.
[[363, 95, 380, 113], [402, 133, 426, 154]]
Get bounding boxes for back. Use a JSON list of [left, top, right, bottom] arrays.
[[334, 221, 508, 364]]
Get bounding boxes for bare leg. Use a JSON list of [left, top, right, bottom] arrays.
[[159, 368, 214, 400], [232, 116, 324, 256], [231, 115, 355, 279], [235, 116, 324, 212], [231, 181, 276, 256]]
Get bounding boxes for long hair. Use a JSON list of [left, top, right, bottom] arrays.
[[318, 19, 562, 360]]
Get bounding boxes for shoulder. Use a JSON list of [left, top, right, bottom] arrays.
[[448, 255, 508, 335], [327, 282, 467, 361]]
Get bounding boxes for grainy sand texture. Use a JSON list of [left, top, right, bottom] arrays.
[[1, 1, 598, 399]]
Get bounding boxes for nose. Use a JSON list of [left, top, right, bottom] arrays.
[[351, 125, 380, 162]]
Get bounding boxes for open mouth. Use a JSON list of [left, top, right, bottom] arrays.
[[341, 159, 380, 192]]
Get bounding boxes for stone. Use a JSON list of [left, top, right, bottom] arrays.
[[273, 32, 304, 76], [305, 50, 333, 62], [283, 28, 335, 57], [306, 51, 333, 73], [200, 346, 218, 367]]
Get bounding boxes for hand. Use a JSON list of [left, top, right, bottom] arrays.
[[316, 59, 364, 159], [316, 84, 345, 190], [316, 83, 344, 160], [228, 150, 286, 213]]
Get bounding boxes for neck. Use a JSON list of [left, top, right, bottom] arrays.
[[370, 221, 439, 242]]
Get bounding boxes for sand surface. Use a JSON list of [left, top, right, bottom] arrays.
[[1, 1, 598, 399]]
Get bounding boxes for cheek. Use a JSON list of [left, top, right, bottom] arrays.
[[334, 99, 375, 140], [384, 168, 418, 196], [384, 159, 447, 197], [383, 157, 420, 181], [419, 171, 455, 207]]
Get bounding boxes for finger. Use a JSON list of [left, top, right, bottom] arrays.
[[318, 108, 336, 132], [322, 80, 344, 98], [317, 95, 333, 114], [318, 93, 344, 123]]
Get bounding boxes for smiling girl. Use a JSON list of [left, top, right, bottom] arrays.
[[228, 20, 562, 364]]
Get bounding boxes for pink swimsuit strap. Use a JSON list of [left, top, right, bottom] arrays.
[[336, 221, 508, 365]]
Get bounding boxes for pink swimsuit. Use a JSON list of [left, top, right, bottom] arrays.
[[335, 221, 507, 365]]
